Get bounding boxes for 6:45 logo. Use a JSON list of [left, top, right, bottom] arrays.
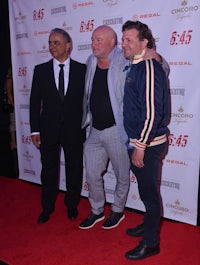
[[80, 19, 94, 32], [33, 8, 44, 21], [168, 134, 188, 147], [170, 30, 193, 45], [22, 135, 32, 144]]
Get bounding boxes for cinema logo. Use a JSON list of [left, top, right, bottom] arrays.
[[169, 61, 192, 66], [171, 0, 199, 20], [161, 180, 180, 190], [102, 0, 118, 8], [165, 159, 187, 166], [171, 106, 193, 124], [132, 12, 160, 21], [166, 200, 189, 216], [14, 11, 26, 24], [19, 84, 30, 97], [103, 17, 123, 26], [77, 43, 91, 51], [34, 30, 50, 37], [17, 51, 32, 56], [51, 5, 67, 15], [73, 1, 94, 9]]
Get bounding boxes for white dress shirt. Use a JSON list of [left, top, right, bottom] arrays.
[[53, 57, 70, 95]]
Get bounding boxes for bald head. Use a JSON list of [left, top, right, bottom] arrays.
[[93, 25, 117, 44], [91, 25, 117, 59]]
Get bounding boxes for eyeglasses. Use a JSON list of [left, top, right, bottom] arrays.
[[48, 40, 64, 46]]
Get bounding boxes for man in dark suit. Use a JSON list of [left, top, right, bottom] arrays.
[[30, 28, 86, 224]]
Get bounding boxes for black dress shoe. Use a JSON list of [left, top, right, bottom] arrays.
[[126, 222, 144, 237], [67, 207, 78, 220], [125, 241, 160, 260], [37, 211, 50, 224]]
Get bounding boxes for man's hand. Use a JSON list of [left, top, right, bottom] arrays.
[[31, 134, 41, 148], [144, 48, 162, 64], [131, 148, 145, 168]]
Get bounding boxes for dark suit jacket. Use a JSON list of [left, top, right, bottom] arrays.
[[30, 58, 86, 144]]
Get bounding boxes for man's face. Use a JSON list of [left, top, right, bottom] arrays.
[[121, 28, 147, 60], [48, 33, 71, 62], [91, 28, 114, 59]]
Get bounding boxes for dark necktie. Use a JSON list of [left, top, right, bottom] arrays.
[[58, 64, 65, 100]]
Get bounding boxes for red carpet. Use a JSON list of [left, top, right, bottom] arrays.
[[0, 176, 200, 265]]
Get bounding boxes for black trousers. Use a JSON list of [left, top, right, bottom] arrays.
[[40, 134, 83, 213], [0, 128, 15, 178], [129, 142, 167, 247]]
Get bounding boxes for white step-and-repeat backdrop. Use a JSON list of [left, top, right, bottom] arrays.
[[8, 0, 200, 225]]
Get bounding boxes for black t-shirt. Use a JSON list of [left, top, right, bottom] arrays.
[[90, 66, 115, 130]]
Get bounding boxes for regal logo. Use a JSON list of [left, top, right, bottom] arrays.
[[132, 12, 160, 21]]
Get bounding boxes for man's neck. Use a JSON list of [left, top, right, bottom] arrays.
[[97, 58, 110, 69]]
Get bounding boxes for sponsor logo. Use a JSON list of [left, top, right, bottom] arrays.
[[19, 84, 30, 97], [161, 180, 180, 190], [20, 104, 29, 110], [20, 121, 30, 126], [103, 17, 123, 26], [132, 12, 160, 21], [165, 159, 188, 166], [18, 67, 27, 76], [16, 33, 28, 39], [33, 8, 45, 21], [51, 6, 67, 15], [37, 45, 49, 57], [24, 168, 35, 175], [22, 151, 34, 162], [171, 106, 193, 124], [170, 88, 185, 96], [22, 135, 32, 145], [171, 0, 199, 21], [62, 22, 73, 31], [17, 51, 32, 56], [14, 11, 26, 24], [77, 43, 91, 51], [73, 1, 94, 9], [166, 199, 189, 215], [169, 61, 192, 66], [34, 30, 50, 37], [102, 0, 118, 8]]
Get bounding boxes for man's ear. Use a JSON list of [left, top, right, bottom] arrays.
[[111, 37, 117, 46], [143, 38, 148, 48], [66, 42, 72, 54]]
